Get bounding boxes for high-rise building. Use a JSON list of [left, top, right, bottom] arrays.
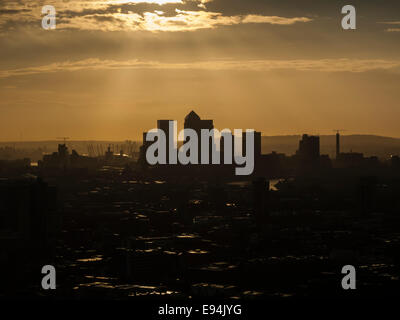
[[157, 120, 173, 163], [297, 134, 320, 161], [184, 111, 214, 133], [184, 111, 214, 163]]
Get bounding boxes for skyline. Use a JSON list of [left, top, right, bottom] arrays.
[[1, 0, 400, 140]]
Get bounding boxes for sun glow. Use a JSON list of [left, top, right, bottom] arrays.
[[105, 0, 183, 4]]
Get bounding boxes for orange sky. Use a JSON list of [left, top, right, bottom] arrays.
[[1, 0, 400, 140]]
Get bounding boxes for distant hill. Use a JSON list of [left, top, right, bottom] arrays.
[[262, 135, 400, 159]]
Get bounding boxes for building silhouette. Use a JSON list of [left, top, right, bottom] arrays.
[[40, 143, 70, 169], [157, 120, 174, 163], [297, 134, 320, 161], [184, 111, 214, 134], [139, 110, 263, 176], [184, 111, 214, 164]]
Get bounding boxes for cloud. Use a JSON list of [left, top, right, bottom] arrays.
[[242, 15, 312, 25], [1, 58, 400, 79], [379, 21, 400, 25], [196, 0, 213, 9], [56, 10, 312, 32], [386, 28, 400, 32], [0, 0, 311, 32], [378, 21, 400, 32]]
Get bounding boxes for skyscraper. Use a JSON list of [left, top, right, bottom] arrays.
[[297, 134, 320, 161], [157, 120, 174, 163], [184, 111, 213, 134], [184, 111, 214, 164]]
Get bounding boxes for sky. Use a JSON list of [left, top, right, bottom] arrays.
[[0, 0, 400, 141]]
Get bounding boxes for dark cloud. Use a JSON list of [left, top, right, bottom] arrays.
[[0, 9, 30, 14]]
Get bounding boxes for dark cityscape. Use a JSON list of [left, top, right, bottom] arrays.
[[1, 110, 400, 302]]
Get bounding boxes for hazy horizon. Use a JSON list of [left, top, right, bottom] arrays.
[[2, 132, 400, 143]]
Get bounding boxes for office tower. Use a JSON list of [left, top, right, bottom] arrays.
[[184, 111, 214, 164], [157, 120, 173, 163], [297, 134, 320, 161], [184, 111, 214, 133]]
